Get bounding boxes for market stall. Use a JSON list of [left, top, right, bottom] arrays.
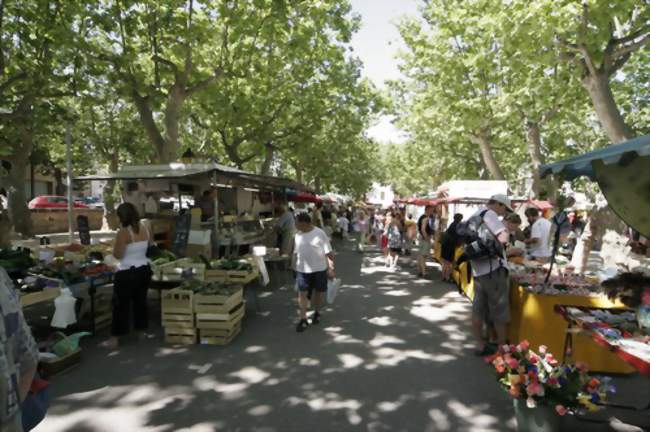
[[77, 162, 312, 259]]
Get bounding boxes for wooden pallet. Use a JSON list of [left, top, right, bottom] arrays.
[[198, 323, 242, 345], [164, 327, 197, 345], [194, 288, 243, 314], [196, 301, 245, 330]]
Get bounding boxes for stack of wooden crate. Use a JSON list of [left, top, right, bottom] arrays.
[[161, 289, 196, 344], [195, 286, 245, 345]]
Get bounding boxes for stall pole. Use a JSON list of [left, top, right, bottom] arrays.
[[65, 123, 74, 243], [213, 172, 219, 258]]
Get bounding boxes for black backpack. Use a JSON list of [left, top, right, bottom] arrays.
[[455, 210, 504, 261]]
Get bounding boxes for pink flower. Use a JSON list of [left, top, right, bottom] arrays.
[[502, 344, 511, 353], [506, 358, 519, 369], [539, 345, 548, 355], [529, 354, 539, 364], [496, 364, 505, 374], [555, 405, 568, 416], [526, 381, 543, 396], [518, 340, 530, 352]]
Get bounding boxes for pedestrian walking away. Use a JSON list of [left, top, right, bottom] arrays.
[[293, 212, 336, 332], [416, 205, 435, 277]]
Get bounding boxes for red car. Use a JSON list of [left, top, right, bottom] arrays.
[[28, 196, 89, 209]]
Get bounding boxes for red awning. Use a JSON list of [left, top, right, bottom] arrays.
[[526, 199, 553, 210], [288, 192, 321, 203]]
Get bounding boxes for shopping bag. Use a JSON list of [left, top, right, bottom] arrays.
[[327, 278, 341, 304]]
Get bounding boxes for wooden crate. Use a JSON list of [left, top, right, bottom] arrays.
[[39, 348, 82, 378], [194, 288, 243, 314], [198, 323, 242, 345], [196, 301, 245, 330], [164, 327, 197, 345], [162, 311, 195, 329], [158, 258, 205, 281], [203, 269, 228, 283], [20, 287, 61, 307], [161, 288, 194, 313], [226, 268, 259, 284]]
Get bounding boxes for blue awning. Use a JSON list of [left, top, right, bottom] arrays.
[[539, 135, 650, 180]]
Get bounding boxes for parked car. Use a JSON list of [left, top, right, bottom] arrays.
[[28, 196, 89, 209], [74, 196, 104, 209]]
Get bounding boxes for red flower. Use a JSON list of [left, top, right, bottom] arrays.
[[588, 378, 600, 388], [496, 364, 505, 374], [548, 377, 559, 387]]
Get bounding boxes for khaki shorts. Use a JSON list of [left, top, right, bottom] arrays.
[[416, 238, 431, 256], [472, 267, 510, 324]]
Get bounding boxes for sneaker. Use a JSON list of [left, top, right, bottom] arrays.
[[311, 312, 321, 325], [296, 319, 309, 333]]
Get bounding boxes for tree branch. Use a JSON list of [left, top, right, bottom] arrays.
[[152, 55, 181, 81], [613, 32, 650, 60], [0, 72, 27, 97]]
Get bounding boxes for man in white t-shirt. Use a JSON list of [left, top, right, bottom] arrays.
[[469, 194, 512, 356], [293, 212, 336, 332], [524, 207, 552, 261]]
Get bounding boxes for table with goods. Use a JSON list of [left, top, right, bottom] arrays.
[[454, 253, 637, 373], [554, 305, 650, 377]]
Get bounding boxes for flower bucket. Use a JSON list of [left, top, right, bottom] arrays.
[[513, 399, 563, 432]]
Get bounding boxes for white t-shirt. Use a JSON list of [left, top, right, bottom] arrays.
[[337, 216, 349, 232], [470, 208, 508, 277], [294, 227, 332, 273], [529, 217, 552, 258]]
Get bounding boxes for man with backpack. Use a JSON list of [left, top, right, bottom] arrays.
[[457, 194, 513, 356]]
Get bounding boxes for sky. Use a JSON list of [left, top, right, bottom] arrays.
[[349, 0, 420, 144]]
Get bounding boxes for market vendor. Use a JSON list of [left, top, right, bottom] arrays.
[[198, 188, 218, 222], [275, 205, 296, 257], [504, 213, 525, 258], [524, 207, 552, 262]]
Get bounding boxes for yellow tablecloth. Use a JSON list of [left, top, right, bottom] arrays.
[[453, 252, 634, 374]]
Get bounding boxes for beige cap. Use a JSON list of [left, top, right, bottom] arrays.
[[490, 194, 513, 212]]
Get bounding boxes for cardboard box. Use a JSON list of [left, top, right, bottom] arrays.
[[190, 208, 202, 228], [188, 229, 211, 245], [186, 243, 211, 259]]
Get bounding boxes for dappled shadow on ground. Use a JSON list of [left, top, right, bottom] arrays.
[[35, 241, 554, 431]]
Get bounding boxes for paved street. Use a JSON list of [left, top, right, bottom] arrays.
[[33, 240, 646, 432]]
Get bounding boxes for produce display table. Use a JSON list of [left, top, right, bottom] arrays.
[[555, 305, 650, 377]]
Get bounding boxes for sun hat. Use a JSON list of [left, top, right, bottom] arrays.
[[490, 194, 513, 212]]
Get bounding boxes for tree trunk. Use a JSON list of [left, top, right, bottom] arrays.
[[163, 84, 186, 163], [131, 89, 169, 163], [314, 176, 322, 194], [525, 121, 545, 198], [53, 167, 65, 196], [468, 130, 505, 180], [103, 154, 120, 230], [260, 141, 274, 176], [5, 152, 32, 237], [582, 71, 635, 143]]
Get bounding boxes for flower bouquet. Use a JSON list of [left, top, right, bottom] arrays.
[[487, 341, 614, 431]]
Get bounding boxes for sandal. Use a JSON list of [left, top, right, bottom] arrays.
[[296, 319, 309, 333], [311, 312, 321, 325]]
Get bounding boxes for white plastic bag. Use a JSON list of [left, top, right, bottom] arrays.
[[327, 278, 341, 304]]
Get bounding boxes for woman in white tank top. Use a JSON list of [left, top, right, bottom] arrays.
[[101, 203, 153, 349]]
